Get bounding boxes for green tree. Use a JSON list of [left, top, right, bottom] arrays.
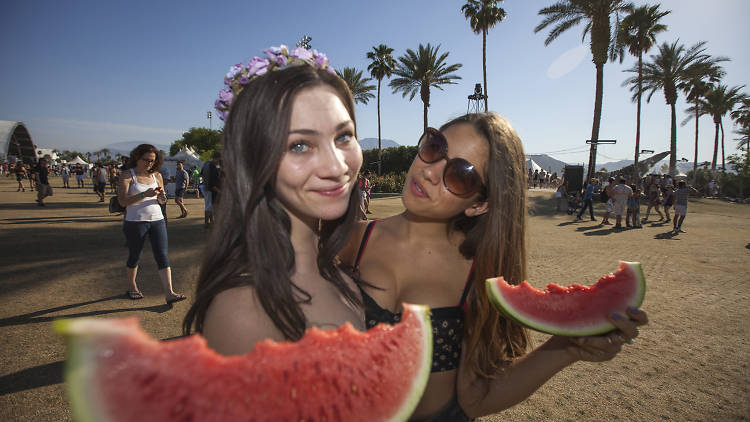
[[630, 40, 712, 176], [336, 67, 376, 105], [696, 84, 747, 171], [535, 0, 634, 181], [390, 43, 463, 134], [367, 44, 397, 175], [616, 4, 669, 183], [169, 127, 222, 158], [680, 60, 726, 182], [731, 97, 750, 154], [461, 0, 507, 112]]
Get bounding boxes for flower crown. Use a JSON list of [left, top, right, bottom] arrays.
[[215, 45, 336, 121]]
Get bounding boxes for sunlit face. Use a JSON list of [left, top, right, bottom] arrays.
[[136, 152, 156, 172], [275, 86, 362, 226], [402, 123, 489, 220]]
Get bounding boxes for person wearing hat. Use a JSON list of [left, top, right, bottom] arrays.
[[576, 178, 597, 221], [662, 184, 675, 222]]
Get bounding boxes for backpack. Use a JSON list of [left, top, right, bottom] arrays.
[[600, 188, 609, 203]]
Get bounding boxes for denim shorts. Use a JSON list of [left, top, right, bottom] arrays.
[[123, 219, 169, 269]]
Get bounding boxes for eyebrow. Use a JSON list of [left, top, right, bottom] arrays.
[[288, 120, 354, 135]]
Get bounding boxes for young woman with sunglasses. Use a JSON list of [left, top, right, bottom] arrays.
[[117, 144, 186, 305], [342, 113, 648, 420], [183, 47, 366, 354]]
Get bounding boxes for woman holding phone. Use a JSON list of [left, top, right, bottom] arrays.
[[117, 143, 185, 305]]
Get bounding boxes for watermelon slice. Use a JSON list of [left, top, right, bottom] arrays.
[[486, 261, 646, 336], [55, 303, 432, 422]]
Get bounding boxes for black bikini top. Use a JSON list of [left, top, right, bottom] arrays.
[[355, 220, 473, 372]]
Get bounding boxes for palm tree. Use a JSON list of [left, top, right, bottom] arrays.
[[336, 67, 376, 105], [367, 44, 397, 175], [697, 84, 747, 171], [731, 97, 750, 155], [632, 40, 712, 176], [535, 0, 634, 181], [734, 125, 750, 155], [616, 4, 669, 184], [461, 0, 507, 112], [681, 60, 726, 181], [390, 43, 462, 134]]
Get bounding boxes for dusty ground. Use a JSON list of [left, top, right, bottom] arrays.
[[1, 177, 748, 421]]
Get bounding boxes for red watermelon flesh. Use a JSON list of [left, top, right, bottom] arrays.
[[55, 303, 432, 422], [486, 261, 645, 336]]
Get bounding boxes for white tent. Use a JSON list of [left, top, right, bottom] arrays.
[[526, 158, 542, 172], [67, 156, 89, 165], [162, 147, 203, 196]]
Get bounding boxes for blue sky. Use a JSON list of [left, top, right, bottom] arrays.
[[1, 0, 748, 165]]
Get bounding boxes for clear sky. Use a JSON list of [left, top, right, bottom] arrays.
[[1, 0, 748, 165]]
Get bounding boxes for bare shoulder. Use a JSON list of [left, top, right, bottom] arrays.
[[202, 285, 283, 356]]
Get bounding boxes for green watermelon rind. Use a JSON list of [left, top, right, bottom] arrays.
[[54, 305, 433, 422], [390, 303, 433, 422], [485, 261, 646, 337]]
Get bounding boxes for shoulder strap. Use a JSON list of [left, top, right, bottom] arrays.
[[354, 219, 379, 268], [129, 168, 136, 183], [458, 261, 475, 310]]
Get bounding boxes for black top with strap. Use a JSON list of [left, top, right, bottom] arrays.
[[355, 220, 473, 372]]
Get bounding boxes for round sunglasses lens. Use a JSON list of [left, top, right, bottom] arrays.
[[444, 159, 481, 196], [419, 131, 444, 163]]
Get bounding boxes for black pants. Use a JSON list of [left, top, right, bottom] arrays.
[[578, 198, 595, 220]]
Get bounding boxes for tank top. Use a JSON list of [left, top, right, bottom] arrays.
[[125, 169, 163, 222], [355, 220, 473, 372]]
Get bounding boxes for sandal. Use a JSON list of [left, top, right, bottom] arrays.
[[166, 293, 186, 305], [127, 290, 144, 300]]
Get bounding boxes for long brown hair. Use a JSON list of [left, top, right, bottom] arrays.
[[183, 64, 363, 340], [125, 144, 163, 173], [442, 113, 529, 381]]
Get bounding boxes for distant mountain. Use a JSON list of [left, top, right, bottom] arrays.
[[526, 154, 569, 175], [358, 138, 400, 151], [594, 159, 633, 172], [101, 141, 171, 156]]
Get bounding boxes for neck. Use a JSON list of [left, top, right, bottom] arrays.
[[398, 211, 463, 245], [287, 211, 321, 273]]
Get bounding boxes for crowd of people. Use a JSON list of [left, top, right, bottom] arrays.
[[567, 173, 699, 234]]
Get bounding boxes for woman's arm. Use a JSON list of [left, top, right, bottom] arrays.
[[458, 308, 648, 417], [202, 285, 285, 355]]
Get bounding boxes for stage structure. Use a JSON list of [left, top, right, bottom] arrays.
[[0, 121, 37, 163]]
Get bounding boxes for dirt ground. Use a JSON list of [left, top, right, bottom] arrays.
[[1, 176, 748, 421]]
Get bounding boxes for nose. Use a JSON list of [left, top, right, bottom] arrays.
[[317, 141, 348, 179], [421, 159, 444, 186]]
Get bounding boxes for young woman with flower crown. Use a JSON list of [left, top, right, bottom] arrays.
[[182, 46, 367, 353], [342, 113, 648, 420]]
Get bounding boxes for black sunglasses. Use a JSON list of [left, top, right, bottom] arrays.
[[417, 128, 485, 197]]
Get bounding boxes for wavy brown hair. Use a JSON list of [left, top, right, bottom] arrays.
[[183, 64, 363, 341], [442, 113, 530, 381], [125, 144, 163, 173]]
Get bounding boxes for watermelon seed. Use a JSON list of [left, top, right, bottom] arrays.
[[290, 387, 297, 399], [351, 384, 358, 394]]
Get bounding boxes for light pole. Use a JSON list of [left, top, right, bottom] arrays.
[[207, 111, 212, 131], [296, 35, 312, 50]]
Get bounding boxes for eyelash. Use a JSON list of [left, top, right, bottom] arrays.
[[288, 131, 354, 154]]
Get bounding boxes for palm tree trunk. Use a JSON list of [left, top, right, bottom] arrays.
[[669, 104, 677, 179], [482, 29, 488, 112], [421, 83, 430, 135], [711, 122, 719, 171], [633, 53, 642, 185], [423, 102, 428, 135], [377, 79, 382, 176], [692, 103, 699, 185], [720, 120, 725, 171], [587, 62, 604, 181]]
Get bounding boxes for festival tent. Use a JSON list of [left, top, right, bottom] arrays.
[[67, 156, 89, 165], [526, 158, 542, 172]]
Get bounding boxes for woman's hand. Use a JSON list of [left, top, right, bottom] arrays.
[[563, 307, 648, 362], [143, 187, 159, 197]]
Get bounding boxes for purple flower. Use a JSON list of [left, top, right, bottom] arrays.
[[276, 55, 288, 66], [214, 99, 224, 109], [226, 63, 244, 80], [217, 109, 227, 121], [238, 75, 249, 85], [246, 57, 269, 76], [325, 66, 337, 75], [291, 47, 313, 61], [314, 53, 329, 68], [264, 46, 282, 62], [218, 88, 233, 103]]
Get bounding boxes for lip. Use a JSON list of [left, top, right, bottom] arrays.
[[410, 178, 429, 199], [313, 183, 347, 197]]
